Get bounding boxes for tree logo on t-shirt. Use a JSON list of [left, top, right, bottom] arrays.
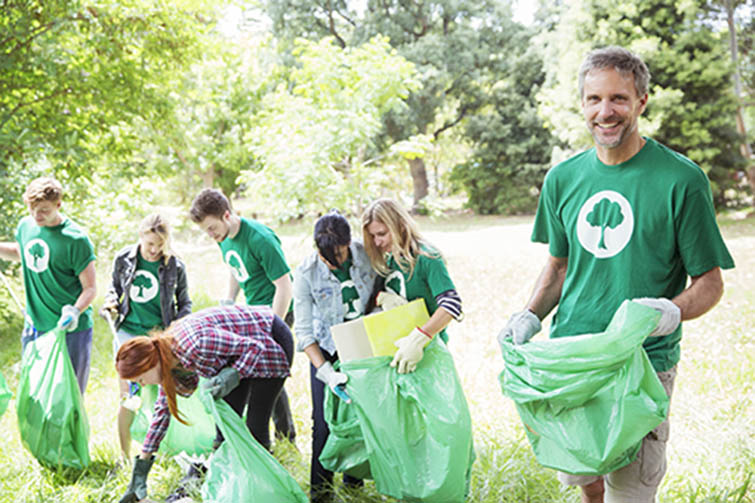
[[224, 250, 249, 282], [130, 270, 159, 303], [577, 190, 634, 258], [587, 199, 624, 250], [24, 239, 50, 273], [341, 279, 361, 320]]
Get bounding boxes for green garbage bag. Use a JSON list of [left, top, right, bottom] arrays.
[[199, 385, 308, 503], [337, 339, 475, 503], [130, 384, 215, 456], [16, 327, 90, 470], [499, 300, 670, 475], [0, 370, 12, 418], [319, 376, 372, 480]]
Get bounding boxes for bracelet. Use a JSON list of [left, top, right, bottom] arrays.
[[416, 326, 432, 339]]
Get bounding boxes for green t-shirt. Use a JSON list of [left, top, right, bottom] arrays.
[[120, 252, 164, 335], [15, 216, 96, 333], [385, 245, 456, 340], [532, 138, 735, 372], [219, 217, 291, 307], [331, 257, 362, 321]]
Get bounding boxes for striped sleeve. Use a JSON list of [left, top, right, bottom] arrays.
[[435, 289, 463, 321]]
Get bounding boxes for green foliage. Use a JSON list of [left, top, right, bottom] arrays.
[[537, 0, 747, 207], [239, 36, 421, 219], [265, 0, 535, 206], [0, 0, 214, 174], [154, 33, 282, 199], [451, 44, 557, 214], [0, 0, 216, 245]]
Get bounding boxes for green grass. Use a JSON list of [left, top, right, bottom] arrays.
[[0, 213, 752, 502]]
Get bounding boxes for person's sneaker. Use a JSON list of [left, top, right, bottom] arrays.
[[165, 462, 206, 502]]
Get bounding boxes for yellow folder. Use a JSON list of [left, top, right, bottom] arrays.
[[330, 298, 430, 362]]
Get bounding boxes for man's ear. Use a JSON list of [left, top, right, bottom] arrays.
[[638, 93, 649, 115]]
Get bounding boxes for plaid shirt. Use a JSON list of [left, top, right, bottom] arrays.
[[142, 305, 290, 454]]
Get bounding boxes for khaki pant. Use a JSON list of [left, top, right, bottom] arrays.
[[558, 367, 677, 503]]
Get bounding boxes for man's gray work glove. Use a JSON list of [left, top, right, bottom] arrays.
[[497, 309, 542, 345], [632, 297, 681, 336], [119, 455, 154, 503], [205, 367, 241, 399]]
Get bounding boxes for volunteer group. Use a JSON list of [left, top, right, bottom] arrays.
[[0, 45, 734, 503]]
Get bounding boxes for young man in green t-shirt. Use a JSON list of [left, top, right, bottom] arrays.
[[0, 177, 97, 394], [498, 47, 734, 502], [189, 188, 296, 443]]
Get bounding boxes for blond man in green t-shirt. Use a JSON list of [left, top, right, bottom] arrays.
[[0, 177, 97, 394]]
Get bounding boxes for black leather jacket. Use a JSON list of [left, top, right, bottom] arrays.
[[104, 244, 192, 331]]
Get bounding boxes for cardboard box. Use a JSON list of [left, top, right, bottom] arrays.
[[330, 298, 430, 362]]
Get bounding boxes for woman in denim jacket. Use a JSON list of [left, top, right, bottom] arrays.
[[293, 211, 376, 503], [101, 213, 192, 462]]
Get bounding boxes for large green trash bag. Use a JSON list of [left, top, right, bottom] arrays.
[[499, 300, 670, 475], [336, 339, 475, 503], [319, 379, 372, 480], [130, 383, 215, 456], [16, 327, 90, 469], [0, 370, 12, 418], [199, 386, 308, 503]]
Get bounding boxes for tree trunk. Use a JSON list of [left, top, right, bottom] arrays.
[[409, 157, 429, 212], [725, 0, 755, 206]]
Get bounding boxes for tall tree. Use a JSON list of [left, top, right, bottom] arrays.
[[538, 0, 746, 207], [710, 0, 754, 206], [265, 0, 523, 211], [451, 41, 557, 214]]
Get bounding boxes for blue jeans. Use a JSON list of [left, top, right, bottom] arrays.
[[21, 325, 93, 395]]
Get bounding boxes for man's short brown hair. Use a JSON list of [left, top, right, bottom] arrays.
[[23, 177, 63, 205], [189, 188, 231, 223]]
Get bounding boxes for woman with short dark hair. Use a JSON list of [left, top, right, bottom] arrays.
[[293, 210, 376, 502]]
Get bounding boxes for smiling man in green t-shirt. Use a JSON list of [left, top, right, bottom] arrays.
[[498, 47, 734, 503], [189, 188, 296, 443], [0, 177, 96, 394]]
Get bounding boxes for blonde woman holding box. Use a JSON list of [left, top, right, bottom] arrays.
[[361, 198, 463, 374]]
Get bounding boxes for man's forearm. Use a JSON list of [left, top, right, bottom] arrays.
[[271, 274, 293, 319], [226, 274, 240, 301], [526, 256, 568, 320], [0, 242, 21, 262], [673, 267, 724, 321]]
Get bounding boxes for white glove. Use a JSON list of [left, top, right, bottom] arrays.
[[632, 298, 681, 336], [376, 291, 408, 311], [497, 310, 541, 345], [218, 299, 235, 306], [57, 305, 81, 332], [390, 327, 432, 374], [315, 361, 349, 395]]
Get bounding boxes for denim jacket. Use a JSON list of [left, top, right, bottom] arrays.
[[105, 244, 192, 331], [293, 241, 376, 354]]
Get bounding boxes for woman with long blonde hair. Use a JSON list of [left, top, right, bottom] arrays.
[[115, 304, 293, 503], [101, 213, 191, 464], [361, 198, 463, 373]]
